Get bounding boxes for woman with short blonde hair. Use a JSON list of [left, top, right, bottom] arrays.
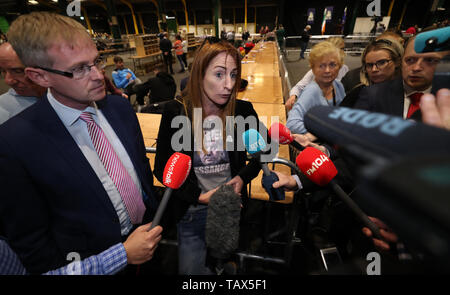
[[286, 41, 346, 135]]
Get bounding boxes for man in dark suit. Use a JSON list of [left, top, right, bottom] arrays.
[[159, 32, 174, 75], [355, 36, 446, 120], [0, 12, 162, 274]]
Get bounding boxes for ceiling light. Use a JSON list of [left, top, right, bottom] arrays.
[[28, 0, 39, 5]]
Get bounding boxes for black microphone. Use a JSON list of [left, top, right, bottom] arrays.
[[304, 106, 450, 159]]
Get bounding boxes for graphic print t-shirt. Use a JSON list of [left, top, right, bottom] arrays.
[[193, 116, 232, 194]]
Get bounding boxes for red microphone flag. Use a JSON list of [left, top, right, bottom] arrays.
[[163, 152, 192, 189], [296, 147, 337, 186], [269, 122, 294, 145]]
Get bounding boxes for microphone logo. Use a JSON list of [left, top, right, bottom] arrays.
[[306, 154, 330, 176], [164, 153, 180, 185]]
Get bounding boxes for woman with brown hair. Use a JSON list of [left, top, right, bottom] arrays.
[[154, 38, 263, 274]]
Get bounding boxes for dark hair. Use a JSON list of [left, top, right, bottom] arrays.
[[113, 56, 123, 63]]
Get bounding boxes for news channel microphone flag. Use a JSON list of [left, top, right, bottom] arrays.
[[150, 152, 191, 229]]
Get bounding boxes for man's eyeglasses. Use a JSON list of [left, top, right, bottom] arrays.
[[38, 57, 104, 80], [365, 59, 392, 71]]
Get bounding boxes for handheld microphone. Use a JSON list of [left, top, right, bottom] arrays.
[[242, 129, 271, 176], [243, 129, 285, 201], [304, 106, 450, 160], [150, 152, 191, 229], [268, 122, 305, 151], [296, 147, 383, 240], [414, 26, 450, 53]]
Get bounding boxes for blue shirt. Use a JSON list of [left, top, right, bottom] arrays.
[[0, 88, 38, 125], [112, 68, 137, 89], [286, 80, 345, 134], [0, 239, 127, 275]]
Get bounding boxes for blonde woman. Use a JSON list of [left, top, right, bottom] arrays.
[[286, 37, 348, 110], [286, 41, 346, 135], [340, 38, 404, 108]]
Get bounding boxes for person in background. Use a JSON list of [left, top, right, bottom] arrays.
[[1, 11, 162, 274], [286, 41, 346, 135], [0, 42, 46, 125], [160, 32, 174, 75], [101, 67, 128, 99], [174, 34, 187, 73], [340, 30, 405, 94], [354, 36, 446, 120], [138, 65, 176, 109], [154, 39, 263, 275], [111, 56, 146, 111], [181, 35, 189, 70], [299, 25, 312, 60], [286, 37, 348, 110], [276, 24, 285, 50], [340, 38, 404, 108]]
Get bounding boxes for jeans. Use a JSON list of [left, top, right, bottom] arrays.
[[176, 55, 187, 71], [177, 205, 214, 275], [300, 41, 308, 59]]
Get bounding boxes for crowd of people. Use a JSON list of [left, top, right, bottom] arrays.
[[0, 10, 449, 276]]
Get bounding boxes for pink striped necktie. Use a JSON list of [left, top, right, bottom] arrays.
[[79, 111, 146, 224]]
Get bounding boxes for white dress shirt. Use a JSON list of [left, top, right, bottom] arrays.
[[47, 90, 142, 236]]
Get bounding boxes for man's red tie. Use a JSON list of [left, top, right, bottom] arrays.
[[407, 92, 423, 119], [80, 112, 146, 224]]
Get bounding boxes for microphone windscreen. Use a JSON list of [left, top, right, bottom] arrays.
[[296, 147, 338, 186], [206, 185, 241, 259], [163, 152, 192, 189], [414, 26, 450, 53], [269, 122, 293, 145], [304, 106, 450, 158], [242, 129, 266, 154]]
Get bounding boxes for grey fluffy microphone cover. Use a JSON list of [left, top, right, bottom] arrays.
[[206, 184, 241, 259]]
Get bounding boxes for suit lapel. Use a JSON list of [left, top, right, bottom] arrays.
[[35, 97, 117, 216], [387, 78, 405, 117]]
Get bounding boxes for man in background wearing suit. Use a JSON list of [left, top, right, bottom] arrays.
[[0, 12, 162, 274], [0, 42, 46, 124], [355, 36, 446, 120]]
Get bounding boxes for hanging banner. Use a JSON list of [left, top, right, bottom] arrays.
[[325, 6, 334, 23], [342, 6, 347, 25], [307, 8, 315, 24]]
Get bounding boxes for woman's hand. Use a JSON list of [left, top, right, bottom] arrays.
[[198, 187, 219, 204], [292, 133, 329, 156], [226, 175, 244, 196], [285, 95, 297, 110]]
